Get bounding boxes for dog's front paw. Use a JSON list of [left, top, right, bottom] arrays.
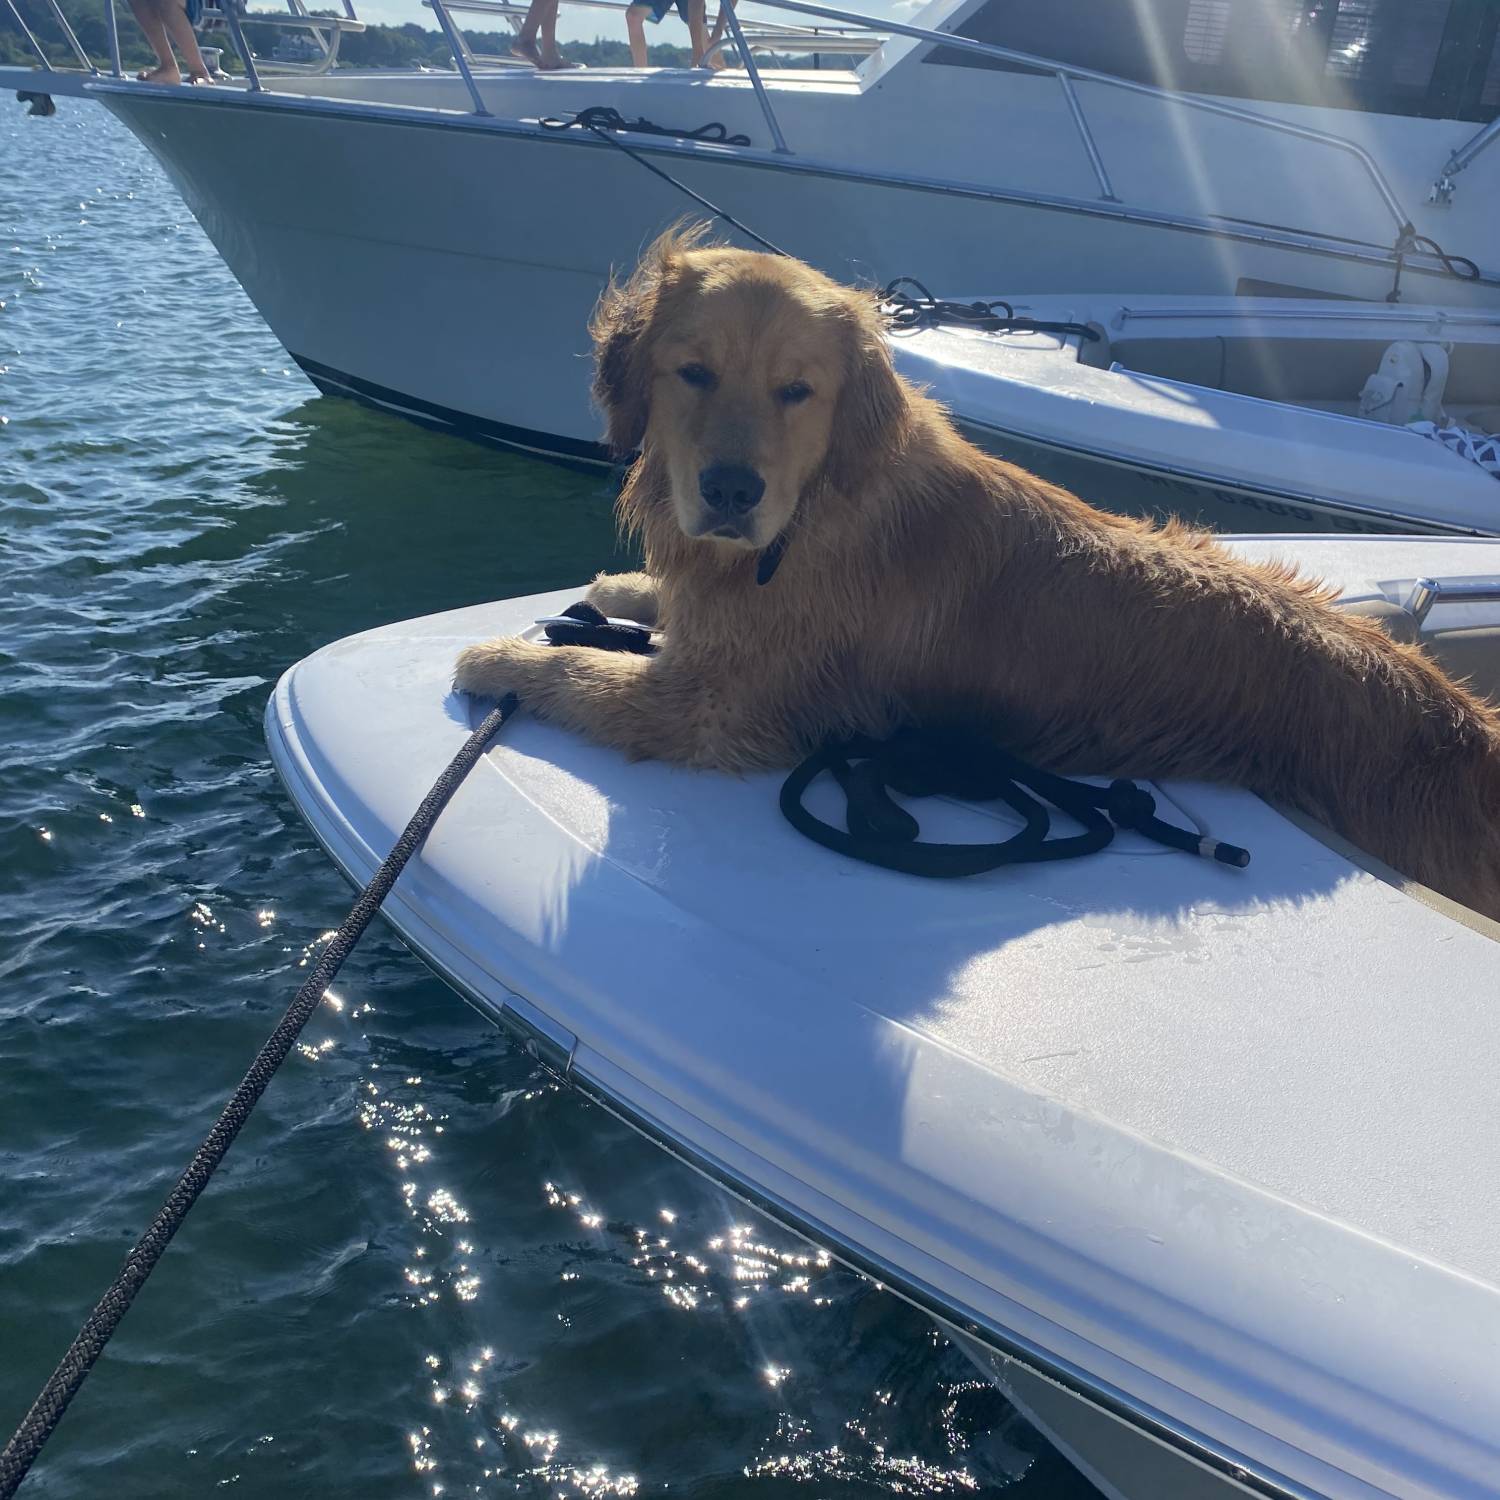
[[453, 636, 551, 702]]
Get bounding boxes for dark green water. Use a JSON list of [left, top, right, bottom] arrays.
[[1, 102, 1099, 1497]]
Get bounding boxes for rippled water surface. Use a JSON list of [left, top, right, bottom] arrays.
[[0, 103, 1103, 1497]]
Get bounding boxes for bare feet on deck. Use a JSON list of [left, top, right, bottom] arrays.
[[511, 36, 580, 69], [136, 63, 182, 83], [186, 70, 214, 84]]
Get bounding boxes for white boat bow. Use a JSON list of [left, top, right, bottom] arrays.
[[268, 535, 1500, 1500]]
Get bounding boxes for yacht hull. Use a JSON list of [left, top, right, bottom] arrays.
[[99, 87, 1499, 467]]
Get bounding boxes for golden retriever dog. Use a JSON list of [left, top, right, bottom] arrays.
[[455, 232, 1500, 919]]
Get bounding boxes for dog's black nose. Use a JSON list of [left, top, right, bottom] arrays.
[[699, 463, 765, 515]]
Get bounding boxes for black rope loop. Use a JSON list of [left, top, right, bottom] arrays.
[[541, 599, 657, 652], [781, 727, 1250, 879], [542, 104, 751, 147], [1387, 220, 1482, 303], [879, 277, 1102, 343]]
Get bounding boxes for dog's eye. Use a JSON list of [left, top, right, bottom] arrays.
[[777, 381, 813, 406], [678, 363, 716, 390]]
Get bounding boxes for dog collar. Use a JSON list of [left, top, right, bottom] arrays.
[[756, 531, 790, 586]]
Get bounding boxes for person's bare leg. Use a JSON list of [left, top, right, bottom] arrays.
[[159, 0, 213, 82], [627, 6, 649, 67], [128, 0, 179, 82], [538, 0, 575, 69], [687, 0, 708, 64], [511, 0, 546, 64], [700, 0, 730, 67]]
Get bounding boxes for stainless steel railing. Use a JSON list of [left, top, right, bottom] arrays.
[[4, 0, 1443, 251], [426, 0, 879, 62], [410, 0, 1412, 230], [760, 0, 1412, 229], [3, 0, 55, 69], [4, 0, 351, 82], [4, 0, 97, 72], [1432, 117, 1500, 207], [1404, 577, 1500, 625], [717, 0, 786, 150]]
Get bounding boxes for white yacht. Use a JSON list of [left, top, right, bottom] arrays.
[[6, 0, 1500, 464]]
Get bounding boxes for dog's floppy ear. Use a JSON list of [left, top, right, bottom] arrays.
[[823, 291, 910, 493], [590, 225, 710, 456], [590, 255, 662, 456]]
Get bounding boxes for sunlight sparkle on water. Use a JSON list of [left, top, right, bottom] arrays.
[[427, 1188, 469, 1223]]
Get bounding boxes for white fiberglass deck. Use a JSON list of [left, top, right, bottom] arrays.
[[267, 536, 1500, 1500]]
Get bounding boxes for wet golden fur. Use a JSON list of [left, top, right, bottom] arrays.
[[456, 234, 1500, 918]]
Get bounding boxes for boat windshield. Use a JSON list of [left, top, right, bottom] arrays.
[[926, 0, 1500, 123]]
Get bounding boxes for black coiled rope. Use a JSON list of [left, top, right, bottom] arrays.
[[880, 277, 1102, 343], [781, 727, 1250, 877], [543, 104, 751, 148]]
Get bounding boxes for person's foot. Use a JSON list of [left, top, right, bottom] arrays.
[[538, 48, 582, 69], [186, 69, 214, 84], [137, 63, 182, 83], [510, 35, 543, 65]]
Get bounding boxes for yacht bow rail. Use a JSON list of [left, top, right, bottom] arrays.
[[424, 0, 880, 70], [2, 0, 355, 82], [397, 0, 1413, 229], [5, 0, 1432, 245], [409, 0, 1414, 231], [746, 0, 1409, 229], [4, 0, 103, 74]]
